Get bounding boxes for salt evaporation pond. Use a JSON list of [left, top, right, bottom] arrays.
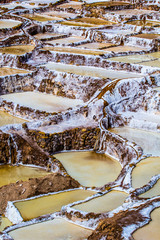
[[9, 218, 92, 240], [0, 20, 21, 29], [0, 165, 50, 187], [0, 111, 25, 127], [133, 207, 160, 240], [14, 189, 95, 221], [44, 62, 144, 79], [0, 45, 35, 55], [132, 157, 160, 189], [46, 36, 85, 45], [73, 190, 128, 213], [0, 67, 30, 76], [54, 151, 122, 187], [140, 179, 160, 198], [110, 127, 160, 156], [1, 92, 83, 112], [0, 217, 12, 232], [23, 14, 61, 22]]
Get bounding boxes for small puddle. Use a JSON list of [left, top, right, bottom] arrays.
[[54, 151, 122, 187], [0, 165, 50, 188], [1, 92, 83, 112], [110, 127, 160, 156], [132, 157, 160, 189], [133, 207, 160, 240], [0, 216, 12, 232], [14, 189, 95, 221], [0, 111, 25, 127], [73, 190, 128, 213], [9, 218, 92, 240], [0, 45, 35, 55]]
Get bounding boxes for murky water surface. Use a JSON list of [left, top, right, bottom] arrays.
[[0, 45, 35, 55], [0, 67, 30, 76], [73, 190, 128, 213], [133, 207, 160, 240], [110, 127, 160, 156], [9, 218, 92, 240], [54, 151, 122, 187], [132, 157, 160, 188], [1, 92, 83, 112], [14, 190, 95, 221], [0, 111, 25, 127], [0, 165, 50, 187], [0, 217, 12, 231], [44, 62, 144, 79]]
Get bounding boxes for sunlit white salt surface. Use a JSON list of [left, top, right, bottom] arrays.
[[140, 179, 160, 198], [0, 20, 21, 29], [0, 165, 50, 188], [0, 111, 25, 127], [0, 67, 30, 76], [110, 127, 160, 156], [9, 218, 92, 240], [1, 92, 83, 112], [0, 217, 12, 232], [54, 151, 122, 187], [98, 28, 135, 35], [14, 190, 95, 221], [41, 10, 77, 19], [133, 207, 160, 240], [132, 157, 160, 188], [43, 62, 145, 79], [73, 190, 128, 213]]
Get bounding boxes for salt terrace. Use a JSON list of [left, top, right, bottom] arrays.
[[0, 0, 159, 240]]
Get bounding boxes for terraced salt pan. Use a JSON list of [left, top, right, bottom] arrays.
[[109, 9, 154, 16], [1, 92, 83, 112], [0, 45, 35, 55], [126, 20, 160, 27], [139, 59, 160, 68], [140, 179, 160, 198], [132, 157, 160, 189], [43, 62, 145, 79], [14, 190, 95, 221], [0, 20, 21, 29], [109, 52, 160, 64], [0, 111, 25, 127], [23, 14, 61, 22], [73, 190, 128, 213], [56, 1, 83, 10], [133, 207, 160, 240], [0, 165, 50, 188], [0, 217, 12, 232], [54, 151, 122, 187], [34, 33, 66, 41], [110, 127, 160, 156], [9, 218, 92, 240], [132, 33, 160, 39], [41, 11, 77, 19], [106, 45, 148, 53], [154, 87, 160, 91], [46, 36, 86, 45], [98, 28, 135, 35], [0, 67, 30, 76], [77, 42, 114, 50]]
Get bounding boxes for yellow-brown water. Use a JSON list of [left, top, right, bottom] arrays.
[[0, 217, 12, 231], [0, 165, 50, 187], [73, 190, 128, 213], [0, 45, 35, 55], [9, 218, 92, 240], [127, 20, 160, 27], [54, 151, 122, 187], [133, 207, 160, 240], [23, 14, 61, 22], [0, 111, 25, 127], [0, 67, 30, 76], [14, 189, 95, 221], [1, 92, 83, 112], [110, 127, 160, 156], [132, 157, 160, 189]]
